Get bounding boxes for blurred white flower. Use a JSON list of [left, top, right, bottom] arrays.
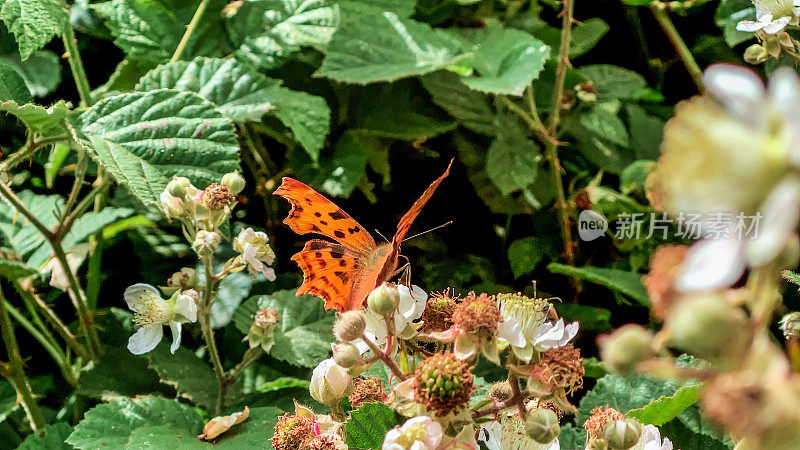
[[478, 413, 561, 450], [383, 416, 443, 450], [737, 0, 799, 34], [233, 227, 276, 281], [309, 358, 352, 405], [355, 285, 426, 353], [631, 424, 673, 450], [124, 284, 197, 355]]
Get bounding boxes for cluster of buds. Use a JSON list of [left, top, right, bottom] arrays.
[[161, 171, 243, 231], [245, 308, 279, 352]]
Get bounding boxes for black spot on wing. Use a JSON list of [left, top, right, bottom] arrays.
[[334, 230, 346, 239], [348, 226, 360, 234], [334, 271, 349, 283], [329, 210, 347, 220]]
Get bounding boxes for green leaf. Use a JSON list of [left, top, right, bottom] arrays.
[[78, 89, 240, 185], [570, 18, 609, 57], [508, 236, 557, 278], [233, 289, 336, 368], [269, 87, 331, 161], [103, 0, 229, 63], [554, 303, 612, 332], [0, 61, 31, 103], [620, 160, 655, 196], [486, 117, 541, 196], [579, 65, 647, 100], [17, 422, 73, 449], [83, 136, 170, 215], [715, 0, 755, 47], [316, 11, 466, 83], [1, 0, 67, 59], [460, 28, 549, 95], [0, 49, 61, 97], [77, 347, 163, 399], [345, 403, 398, 449], [0, 191, 61, 260], [210, 271, 256, 328], [136, 57, 280, 122], [294, 130, 368, 198], [579, 104, 630, 147], [0, 258, 38, 279], [145, 345, 218, 409], [0, 380, 18, 422], [627, 385, 701, 426], [583, 357, 608, 379], [558, 424, 587, 450], [421, 71, 496, 135], [0, 99, 69, 137], [783, 269, 800, 288], [547, 263, 649, 306], [626, 105, 663, 160], [66, 396, 204, 449]]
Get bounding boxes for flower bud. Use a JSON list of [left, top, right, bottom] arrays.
[[192, 230, 221, 258], [743, 44, 768, 65], [247, 308, 279, 352], [598, 324, 654, 375], [603, 418, 641, 450], [168, 267, 198, 289], [587, 439, 609, 450], [332, 342, 362, 368], [525, 408, 561, 444], [309, 358, 353, 405], [367, 282, 400, 317], [780, 312, 800, 339], [221, 171, 246, 195], [489, 381, 513, 402], [333, 310, 366, 341], [167, 178, 188, 198]]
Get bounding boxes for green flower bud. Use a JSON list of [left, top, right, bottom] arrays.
[[332, 342, 362, 368], [743, 44, 767, 65], [333, 311, 366, 342], [192, 230, 221, 258], [780, 312, 800, 339], [221, 171, 246, 195], [603, 418, 641, 450], [599, 324, 654, 375], [367, 282, 400, 317], [525, 408, 561, 444], [167, 178, 187, 198], [247, 308, 279, 352]]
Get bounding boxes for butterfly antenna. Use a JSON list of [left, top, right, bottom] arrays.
[[375, 229, 390, 243], [402, 221, 453, 242]]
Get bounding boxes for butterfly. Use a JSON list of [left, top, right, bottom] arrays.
[[274, 160, 452, 312]]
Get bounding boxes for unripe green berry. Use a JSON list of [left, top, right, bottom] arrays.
[[367, 283, 400, 316], [221, 171, 246, 195], [599, 324, 654, 375], [603, 418, 641, 449], [525, 408, 561, 444], [332, 342, 362, 368], [192, 230, 221, 258], [168, 178, 187, 198], [333, 311, 366, 341], [743, 44, 767, 65]]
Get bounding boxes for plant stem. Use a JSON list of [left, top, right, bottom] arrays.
[[650, 2, 704, 92], [227, 347, 264, 382], [0, 288, 46, 430], [471, 389, 530, 419], [61, 25, 93, 106], [0, 135, 69, 174], [544, 0, 576, 266], [506, 355, 529, 420], [362, 334, 407, 381], [0, 180, 55, 240], [170, 0, 212, 63], [199, 258, 226, 414]]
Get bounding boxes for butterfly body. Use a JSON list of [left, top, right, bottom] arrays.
[[275, 160, 452, 312]]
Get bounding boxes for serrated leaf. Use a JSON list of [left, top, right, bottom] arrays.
[[83, 136, 169, 215], [17, 422, 73, 449], [460, 28, 549, 95], [233, 289, 335, 368], [579, 104, 630, 147], [145, 344, 218, 409], [317, 11, 466, 83], [0, 191, 61, 260], [0, 99, 69, 137], [421, 71, 496, 135], [104, 0, 229, 63], [0, 258, 38, 279], [547, 263, 649, 306], [0, 61, 31, 103], [77, 347, 163, 399], [78, 89, 240, 185], [345, 403, 397, 449], [290, 130, 368, 198], [66, 396, 204, 449], [579, 65, 647, 100], [627, 384, 701, 426], [1, 0, 67, 59], [570, 18, 609, 57], [508, 236, 557, 278], [0, 49, 61, 97], [136, 57, 279, 122], [269, 86, 330, 160], [486, 117, 541, 196]]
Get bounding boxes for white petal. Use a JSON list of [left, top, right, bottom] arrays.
[[675, 237, 747, 292], [454, 334, 477, 360], [703, 64, 765, 119], [546, 438, 561, 450], [769, 66, 800, 121], [747, 177, 800, 266], [169, 322, 182, 354], [124, 284, 162, 310], [763, 16, 792, 34], [174, 294, 197, 322], [736, 20, 765, 31], [498, 318, 526, 348], [562, 321, 580, 344], [398, 285, 427, 322], [127, 326, 163, 354]]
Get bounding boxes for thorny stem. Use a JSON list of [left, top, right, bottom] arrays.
[[362, 333, 408, 381], [227, 347, 264, 382], [0, 135, 69, 174], [63, 148, 88, 215], [471, 389, 531, 419], [544, 0, 577, 267], [650, 2, 704, 92], [170, 0, 212, 63], [61, 25, 93, 107], [0, 288, 45, 430], [199, 258, 227, 414]]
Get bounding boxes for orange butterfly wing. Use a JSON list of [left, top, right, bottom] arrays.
[[291, 240, 362, 311]]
